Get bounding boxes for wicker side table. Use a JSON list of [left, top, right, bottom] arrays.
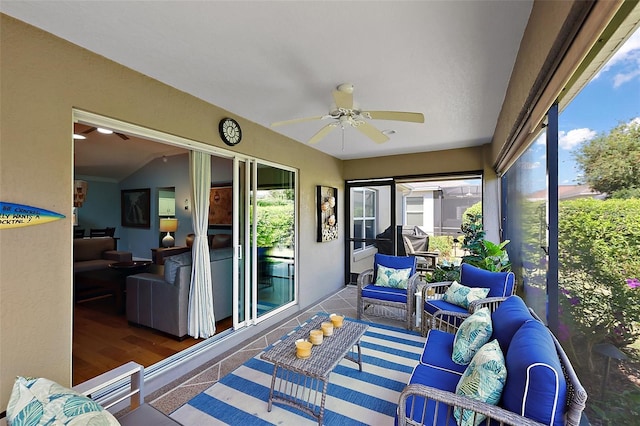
[[260, 315, 368, 425]]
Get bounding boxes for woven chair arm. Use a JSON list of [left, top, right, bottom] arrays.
[[431, 309, 470, 332], [421, 281, 452, 299], [468, 296, 509, 314], [356, 268, 374, 288], [397, 383, 546, 426]]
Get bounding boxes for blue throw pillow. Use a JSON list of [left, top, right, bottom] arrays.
[[454, 339, 507, 426], [452, 307, 493, 365], [164, 252, 192, 284], [503, 320, 567, 426]]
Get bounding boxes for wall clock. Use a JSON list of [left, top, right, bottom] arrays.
[[219, 118, 242, 146]]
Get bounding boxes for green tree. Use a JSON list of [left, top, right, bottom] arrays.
[[574, 120, 640, 198]]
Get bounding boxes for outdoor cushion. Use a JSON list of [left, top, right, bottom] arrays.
[[454, 339, 507, 426], [460, 263, 515, 298], [6, 376, 119, 426], [361, 284, 407, 303], [491, 295, 534, 353], [419, 329, 467, 375], [402, 364, 460, 426], [502, 320, 567, 426], [374, 253, 416, 279], [442, 281, 490, 309], [375, 264, 412, 289], [452, 307, 493, 365]]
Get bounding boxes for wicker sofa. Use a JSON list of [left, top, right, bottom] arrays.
[[397, 296, 587, 426]]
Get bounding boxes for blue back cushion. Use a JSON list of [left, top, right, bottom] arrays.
[[460, 263, 515, 297], [502, 321, 567, 426], [491, 296, 534, 353], [374, 253, 416, 279]]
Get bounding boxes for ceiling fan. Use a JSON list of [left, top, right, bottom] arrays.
[[82, 126, 130, 140], [271, 83, 424, 145]]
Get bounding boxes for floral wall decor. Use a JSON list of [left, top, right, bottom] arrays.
[[317, 185, 338, 242]]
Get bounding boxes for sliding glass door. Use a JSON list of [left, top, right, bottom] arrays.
[[235, 160, 296, 327]]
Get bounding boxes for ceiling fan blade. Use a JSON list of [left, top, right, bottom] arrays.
[[116, 132, 129, 140], [271, 115, 327, 127], [333, 90, 353, 110], [356, 121, 389, 144], [308, 123, 338, 144], [363, 111, 425, 123], [82, 127, 97, 134]]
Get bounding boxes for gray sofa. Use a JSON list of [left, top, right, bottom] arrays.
[[126, 247, 233, 339], [73, 237, 132, 273]]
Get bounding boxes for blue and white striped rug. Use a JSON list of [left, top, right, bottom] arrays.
[[170, 315, 425, 425]]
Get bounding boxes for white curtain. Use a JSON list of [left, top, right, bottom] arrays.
[[188, 151, 216, 338]]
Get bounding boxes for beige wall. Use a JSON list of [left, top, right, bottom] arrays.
[[0, 15, 343, 405], [343, 146, 484, 180]]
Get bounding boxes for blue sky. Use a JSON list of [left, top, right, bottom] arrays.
[[528, 27, 640, 188]]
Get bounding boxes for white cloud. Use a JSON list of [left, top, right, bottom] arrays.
[[613, 68, 640, 88], [604, 29, 640, 69], [594, 28, 640, 86], [629, 117, 640, 126], [558, 128, 596, 150], [534, 133, 546, 146], [520, 161, 541, 170]]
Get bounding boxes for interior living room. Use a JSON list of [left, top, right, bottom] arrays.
[[2, 1, 639, 425]]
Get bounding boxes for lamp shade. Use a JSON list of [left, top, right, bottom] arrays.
[[159, 218, 178, 232]]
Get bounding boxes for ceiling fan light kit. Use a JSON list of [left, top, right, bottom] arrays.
[[272, 83, 424, 145]]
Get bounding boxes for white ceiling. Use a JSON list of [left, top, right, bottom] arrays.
[[2, 1, 533, 166]]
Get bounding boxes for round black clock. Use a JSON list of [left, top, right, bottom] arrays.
[[219, 118, 242, 146]]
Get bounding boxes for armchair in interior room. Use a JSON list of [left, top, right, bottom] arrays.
[[421, 263, 515, 335], [357, 253, 419, 329]]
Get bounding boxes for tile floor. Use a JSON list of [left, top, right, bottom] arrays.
[[147, 284, 410, 415]]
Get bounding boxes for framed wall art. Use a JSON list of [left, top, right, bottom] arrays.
[[317, 185, 338, 242], [121, 188, 151, 228], [208, 184, 233, 227]]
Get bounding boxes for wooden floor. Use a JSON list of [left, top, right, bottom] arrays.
[[72, 296, 231, 385]]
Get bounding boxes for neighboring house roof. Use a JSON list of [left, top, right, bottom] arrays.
[[527, 184, 603, 201]]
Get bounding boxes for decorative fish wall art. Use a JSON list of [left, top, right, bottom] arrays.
[[0, 202, 65, 229]]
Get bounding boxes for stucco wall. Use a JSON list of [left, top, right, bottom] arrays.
[[0, 14, 343, 405]]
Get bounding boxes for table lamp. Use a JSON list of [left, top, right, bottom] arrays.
[[159, 218, 178, 247]]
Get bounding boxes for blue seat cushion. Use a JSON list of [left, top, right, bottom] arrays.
[[424, 299, 468, 316], [424, 298, 468, 328], [460, 263, 515, 298], [419, 329, 467, 375], [361, 284, 407, 303], [502, 321, 567, 426], [400, 364, 461, 426], [491, 296, 534, 353]]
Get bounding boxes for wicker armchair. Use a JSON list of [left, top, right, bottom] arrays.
[[421, 263, 515, 336], [357, 253, 419, 329], [398, 305, 588, 426]]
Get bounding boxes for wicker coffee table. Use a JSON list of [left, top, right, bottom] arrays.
[[260, 315, 369, 425]]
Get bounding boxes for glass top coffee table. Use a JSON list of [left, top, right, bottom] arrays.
[[260, 315, 368, 425]]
